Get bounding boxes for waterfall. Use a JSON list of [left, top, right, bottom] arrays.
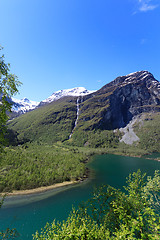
[[69, 97, 80, 139]]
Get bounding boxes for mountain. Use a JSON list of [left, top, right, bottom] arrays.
[[39, 87, 95, 105], [11, 87, 95, 115], [8, 96, 78, 144], [12, 97, 40, 114], [77, 70, 160, 131], [8, 70, 160, 152]]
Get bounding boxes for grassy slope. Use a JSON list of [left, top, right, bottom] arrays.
[[8, 97, 77, 144], [134, 112, 160, 152], [77, 94, 110, 131], [69, 112, 160, 156], [104, 112, 160, 156]]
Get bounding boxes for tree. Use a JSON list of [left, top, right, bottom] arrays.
[[33, 170, 160, 239], [0, 47, 21, 239], [0, 47, 21, 151]]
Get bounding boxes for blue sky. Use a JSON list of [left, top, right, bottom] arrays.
[[0, 0, 159, 101]]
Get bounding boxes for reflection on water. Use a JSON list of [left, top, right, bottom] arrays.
[[143, 153, 160, 160], [0, 154, 160, 240], [3, 182, 84, 208]]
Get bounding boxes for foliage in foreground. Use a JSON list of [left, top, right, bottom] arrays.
[[0, 228, 19, 240], [33, 170, 160, 240], [0, 47, 21, 152]]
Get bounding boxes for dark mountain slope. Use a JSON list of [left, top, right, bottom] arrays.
[[77, 71, 160, 131]]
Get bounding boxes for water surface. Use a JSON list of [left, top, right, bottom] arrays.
[[1, 154, 160, 239]]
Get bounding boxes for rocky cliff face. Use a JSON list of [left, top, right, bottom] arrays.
[[107, 71, 160, 129], [78, 71, 160, 130]]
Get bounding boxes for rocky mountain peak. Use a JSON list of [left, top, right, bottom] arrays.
[[99, 70, 160, 95], [110, 70, 155, 86], [79, 71, 160, 131], [116, 70, 160, 98], [104, 71, 160, 129], [121, 71, 160, 90], [22, 97, 30, 103]]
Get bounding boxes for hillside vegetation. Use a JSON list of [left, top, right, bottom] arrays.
[[8, 97, 77, 144], [0, 141, 109, 193], [0, 143, 85, 192], [134, 112, 160, 152]]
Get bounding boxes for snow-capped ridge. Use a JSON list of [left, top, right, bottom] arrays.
[[11, 71, 160, 117], [12, 97, 40, 113], [119, 71, 160, 91], [123, 70, 152, 83], [11, 87, 95, 114], [125, 70, 149, 77], [41, 87, 95, 104]]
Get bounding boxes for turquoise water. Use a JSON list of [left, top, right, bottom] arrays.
[[0, 154, 160, 239], [143, 152, 160, 159]]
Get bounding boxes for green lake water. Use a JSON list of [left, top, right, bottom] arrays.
[[0, 154, 160, 239]]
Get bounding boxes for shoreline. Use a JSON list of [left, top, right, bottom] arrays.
[[1, 161, 90, 198], [2, 180, 79, 197], [1, 152, 159, 197], [2, 168, 90, 197]]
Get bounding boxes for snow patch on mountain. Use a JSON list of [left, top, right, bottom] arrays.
[[41, 87, 95, 104], [11, 87, 95, 114], [12, 97, 40, 113], [118, 71, 160, 95]]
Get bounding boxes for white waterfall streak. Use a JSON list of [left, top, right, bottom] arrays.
[[69, 97, 80, 139]]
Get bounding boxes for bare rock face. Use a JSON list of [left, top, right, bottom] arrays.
[[79, 71, 160, 130], [103, 71, 160, 129]]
